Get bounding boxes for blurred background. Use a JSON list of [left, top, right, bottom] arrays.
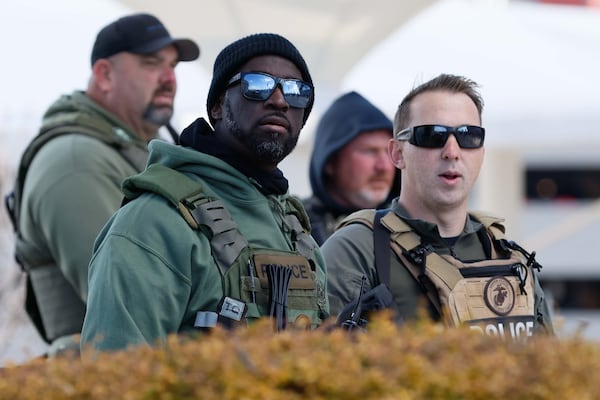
[[1, 0, 599, 364]]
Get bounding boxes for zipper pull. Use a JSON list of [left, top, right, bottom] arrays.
[[512, 264, 528, 295], [504, 240, 543, 271]]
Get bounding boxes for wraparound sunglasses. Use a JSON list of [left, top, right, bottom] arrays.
[[227, 72, 313, 109], [395, 124, 485, 149]]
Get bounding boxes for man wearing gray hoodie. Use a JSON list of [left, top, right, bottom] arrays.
[[303, 92, 400, 245]]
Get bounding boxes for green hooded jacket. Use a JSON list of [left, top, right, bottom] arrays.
[[16, 91, 150, 348], [81, 139, 329, 352]]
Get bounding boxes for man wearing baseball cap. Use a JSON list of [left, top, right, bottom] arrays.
[[7, 13, 199, 357], [81, 33, 329, 352]]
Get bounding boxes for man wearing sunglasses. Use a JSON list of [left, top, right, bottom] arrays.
[[323, 74, 554, 339], [81, 33, 329, 352]]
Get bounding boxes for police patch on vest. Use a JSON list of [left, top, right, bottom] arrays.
[[484, 276, 515, 316], [253, 254, 315, 290], [469, 316, 535, 340]]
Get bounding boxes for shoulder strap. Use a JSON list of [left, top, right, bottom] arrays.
[[337, 209, 377, 230], [339, 209, 404, 288], [123, 164, 249, 274], [468, 211, 506, 239], [468, 211, 508, 258], [373, 209, 392, 286], [283, 196, 317, 263], [6, 124, 147, 234], [122, 165, 315, 274], [340, 208, 456, 315]]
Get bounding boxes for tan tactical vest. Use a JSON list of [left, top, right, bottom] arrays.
[[341, 209, 541, 341]]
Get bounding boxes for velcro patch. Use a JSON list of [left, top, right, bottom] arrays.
[[253, 254, 315, 290], [219, 297, 247, 321]]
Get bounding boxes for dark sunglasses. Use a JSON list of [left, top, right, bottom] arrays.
[[395, 124, 485, 149], [226, 72, 313, 109]]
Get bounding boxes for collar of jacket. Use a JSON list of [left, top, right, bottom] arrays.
[[179, 118, 289, 195]]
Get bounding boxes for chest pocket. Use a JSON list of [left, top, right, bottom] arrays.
[[226, 248, 325, 330]]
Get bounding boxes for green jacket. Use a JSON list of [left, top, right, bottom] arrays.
[[81, 140, 329, 352], [322, 200, 554, 333], [15, 91, 150, 347]]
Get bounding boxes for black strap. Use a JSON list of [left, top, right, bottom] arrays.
[[165, 123, 180, 145], [373, 209, 391, 287]]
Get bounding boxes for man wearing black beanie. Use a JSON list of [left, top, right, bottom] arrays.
[[82, 33, 329, 352]]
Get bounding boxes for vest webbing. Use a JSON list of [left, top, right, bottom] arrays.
[[122, 164, 316, 275], [340, 209, 510, 315]]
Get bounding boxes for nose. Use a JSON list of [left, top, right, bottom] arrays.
[[160, 66, 177, 85], [441, 134, 461, 160], [265, 85, 290, 110]]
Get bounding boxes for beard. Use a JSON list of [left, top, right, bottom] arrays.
[[142, 103, 173, 126], [222, 98, 299, 164], [345, 187, 390, 209]]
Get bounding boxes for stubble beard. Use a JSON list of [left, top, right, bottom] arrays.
[[223, 98, 298, 164], [345, 187, 390, 209], [143, 104, 173, 127]]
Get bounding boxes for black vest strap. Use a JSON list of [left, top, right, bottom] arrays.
[[373, 209, 391, 286]]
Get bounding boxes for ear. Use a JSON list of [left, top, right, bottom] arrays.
[[388, 139, 406, 170], [92, 59, 113, 92], [210, 94, 225, 121]]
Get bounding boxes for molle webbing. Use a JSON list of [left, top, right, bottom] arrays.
[[377, 211, 460, 314], [338, 209, 511, 315], [188, 200, 249, 273], [122, 164, 314, 274], [379, 211, 463, 289], [284, 213, 315, 261]]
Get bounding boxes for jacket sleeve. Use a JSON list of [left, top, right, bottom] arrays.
[[321, 223, 379, 317], [81, 227, 192, 351], [534, 272, 556, 335]]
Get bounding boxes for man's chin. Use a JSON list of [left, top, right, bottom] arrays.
[[354, 191, 390, 208], [144, 110, 173, 126]]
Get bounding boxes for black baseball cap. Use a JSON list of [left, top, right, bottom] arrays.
[[91, 13, 200, 66]]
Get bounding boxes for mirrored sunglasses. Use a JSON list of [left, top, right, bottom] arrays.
[[395, 124, 485, 149], [227, 72, 313, 109]]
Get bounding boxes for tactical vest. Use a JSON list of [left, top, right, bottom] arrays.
[[122, 164, 328, 331], [340, 209, 543, 341], [5, 114, 148, 343]]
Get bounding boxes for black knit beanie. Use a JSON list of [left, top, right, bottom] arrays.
[[206, 33, 314, 126]]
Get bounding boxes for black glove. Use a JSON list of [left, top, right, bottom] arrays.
[[336, 284, 399, 329]]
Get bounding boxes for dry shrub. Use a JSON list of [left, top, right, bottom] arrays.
[[0, 314, 598, 400]]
